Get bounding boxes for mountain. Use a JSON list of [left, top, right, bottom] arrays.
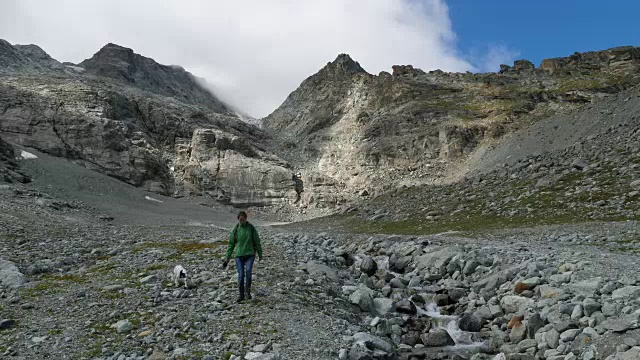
[[263, 47, 640, 208], [0, 39, 64, 73], [0, 40, 293, 207], [78, 43, 231, 114]]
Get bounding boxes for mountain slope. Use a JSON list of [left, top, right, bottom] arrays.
[[0, 40, 294, 207], [264, 47, 640, 208], [79, 43, 231, 114]]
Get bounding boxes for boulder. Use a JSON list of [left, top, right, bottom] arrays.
[[349, 285, 374, 312], [395, 300, 416, 315], [0, 259, 26, 289], [459, 313, 483, 332], [351, 332, 396, 354], [500, 296, 534, 314], [372, 298, 394, 317], [360, 257, 378, 277], [420, 329, 455, 347], [299, 261, 338, 282], [612, 286, 640, 300]]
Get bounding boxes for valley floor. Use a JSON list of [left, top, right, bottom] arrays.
[[2, 176, 640, 360]]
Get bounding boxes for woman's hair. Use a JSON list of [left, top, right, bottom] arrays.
[[237, 211, 248, 219]]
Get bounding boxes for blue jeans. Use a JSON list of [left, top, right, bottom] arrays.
[[235, 255, 255, 297]]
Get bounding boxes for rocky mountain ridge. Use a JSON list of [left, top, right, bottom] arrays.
[[0, 40, 295, 208], [264, 46, 640, 210]]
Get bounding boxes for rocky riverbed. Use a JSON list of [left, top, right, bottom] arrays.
[[2, 182, 640, 360]]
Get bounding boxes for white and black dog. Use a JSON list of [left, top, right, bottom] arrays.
[[172, 265, 188, 288]]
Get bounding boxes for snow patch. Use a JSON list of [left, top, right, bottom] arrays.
[[145, 196, 164, 203], [20, 150, 38, 160]]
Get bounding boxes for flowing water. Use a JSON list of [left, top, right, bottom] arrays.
[[412, 301, 490, 357]]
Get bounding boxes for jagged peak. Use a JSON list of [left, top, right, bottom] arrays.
[[324, 53, 367, 74]]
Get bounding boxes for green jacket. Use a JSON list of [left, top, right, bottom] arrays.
[[225, 222, 262, 260]]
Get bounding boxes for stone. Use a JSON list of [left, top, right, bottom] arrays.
[[517, 339, 537, 352], [459, 313, 483, 332], [395, 300, 416, 315], [550, 273, 572, 284], [349, 285, 374, 312], [360, 257, 377, 277], [147, 350, 167, 360], [560, 329, 582, 342], [111, 320, 133, 334], [140, 274, 158, 284], [102, 284, 125, 292], [526, 313, 545, 338], [420, 329, 455, 347], [463, 260, 480, 275], [500, 295, 534, 314], [300, 262, 338, 281], [570, 333, 592, 354], [582, 298, 601, 317], [538, 285, 561, 299], [433, 294, 450, 306], [602, 317, 638, 332], [612, 286, 640, 300], [173, 348, 189, 357], [252, 344, 270, 352], [571, 305, 583, 320], [545, 329, 560, 349], [569, 278, 603, 296], [0, 319, 15, 329], [389, 277, 406, 289], [408, 276, 422, 288], [0, 259, 26, 289], [352, 332, 395, 354], [338, 349, 348, 360], [514, 282, 530, 294], [618, 347, 640, 360], [510, 322, 527, 343], [508, 315, 524, 329], [372, 298, 394, 317]]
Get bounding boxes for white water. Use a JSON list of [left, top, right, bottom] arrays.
[[416, 302, 486, 349]]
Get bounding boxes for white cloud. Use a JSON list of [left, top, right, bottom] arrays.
[[0, 0, 475, 117], [470, 44, 521, 73]]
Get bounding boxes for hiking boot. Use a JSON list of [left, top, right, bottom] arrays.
[[246, 292, 252, 300], [236, 296, 244, 303]]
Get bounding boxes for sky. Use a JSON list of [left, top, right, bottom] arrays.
[[0, 0, 637, 118]]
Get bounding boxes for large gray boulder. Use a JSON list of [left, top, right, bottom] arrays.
[[349, 285, 374, 312], [372, 298, 394, 317], [360, 256, 378, 277], [0, 259, 26, 289], [612, 286, 640, 300], [500, 295, 534, 314], [420, 329, 455, 347]]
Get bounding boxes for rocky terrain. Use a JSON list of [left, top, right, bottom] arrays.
[[2, 167, 640, 360], [263, 47, 640, 208], [0, 40, 297, 209], [313, 84, 640, 235]]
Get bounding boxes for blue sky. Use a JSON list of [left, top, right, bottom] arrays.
[[447, 0, 640, 70]]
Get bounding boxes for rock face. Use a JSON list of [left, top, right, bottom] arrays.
[[0, 40, 292, 206], [264, 48, 640, 207], [79, 43, 230, 113], [0, 135, 30, 183]]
